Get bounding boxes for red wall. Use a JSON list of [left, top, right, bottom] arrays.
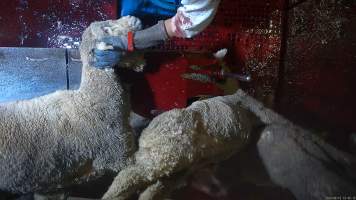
[[278, 0, 356, 148], [0, 0, 117, 48]]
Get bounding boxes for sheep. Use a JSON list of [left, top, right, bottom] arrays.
[[103, 91, 256, 200], [103, 89, 356, 200], [0, 16, 142, 194]]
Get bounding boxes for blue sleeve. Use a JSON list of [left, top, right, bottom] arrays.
[[120, 0, 181, 19]]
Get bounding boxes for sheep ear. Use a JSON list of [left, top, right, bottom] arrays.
[[213, 48, 228, 60]]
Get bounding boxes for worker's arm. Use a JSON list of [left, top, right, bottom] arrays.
[[92, 20, 169, 69], [92, 0, 221, 68]]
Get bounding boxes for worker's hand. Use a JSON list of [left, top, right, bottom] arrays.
[[91, 20, 169, 69], [92, 49, 122, 69], [97, 20, 169, 50], [98, 36, 129, 51], [91, 35, 128, 69]]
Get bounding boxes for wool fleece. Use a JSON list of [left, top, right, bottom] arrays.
[[0, 16, 142, 194]]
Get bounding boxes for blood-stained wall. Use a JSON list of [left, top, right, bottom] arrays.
[[0, 0, 117, 48], [278, 0, 356, 147]]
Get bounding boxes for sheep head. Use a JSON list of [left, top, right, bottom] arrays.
[[80, 16, 145, 72]]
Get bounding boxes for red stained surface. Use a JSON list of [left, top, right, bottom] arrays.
[[0, 0, 117, 48], [172, 10, 193, 37], [127, 52, 224, 117], [144, 53, 223, 110], [137, 0, 283, 116], [278, 0, 356, 139]]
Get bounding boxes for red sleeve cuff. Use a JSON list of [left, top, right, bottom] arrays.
[[127, 31, 134, 52]]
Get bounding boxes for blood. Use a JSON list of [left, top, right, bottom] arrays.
[[172, 10, 193, 38]]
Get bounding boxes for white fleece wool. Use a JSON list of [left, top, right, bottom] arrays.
[[0, 16, 142, 194], [103, 91, 255, 200]]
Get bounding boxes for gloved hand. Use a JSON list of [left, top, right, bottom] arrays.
[[92, 20, 169, 69], [92, 49, 122, 69], [92, 35, 127, 69], [99, 20, 169, 50]]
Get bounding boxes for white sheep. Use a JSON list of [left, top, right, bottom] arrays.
[[103, 89, 356, 200], [103, 91, 256, 200], [0, 16, 142, 194]]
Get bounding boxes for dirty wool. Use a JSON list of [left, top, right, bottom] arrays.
[[104, 89, 356, 200], [0, 16, 142, 194]]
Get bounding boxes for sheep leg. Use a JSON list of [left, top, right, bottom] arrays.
[[34, 191, 68, 200], [102, 165, 154, 200], [103, 162, 188, 200], [138, 170, 189, 200], [138, 181, 166, 200]]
